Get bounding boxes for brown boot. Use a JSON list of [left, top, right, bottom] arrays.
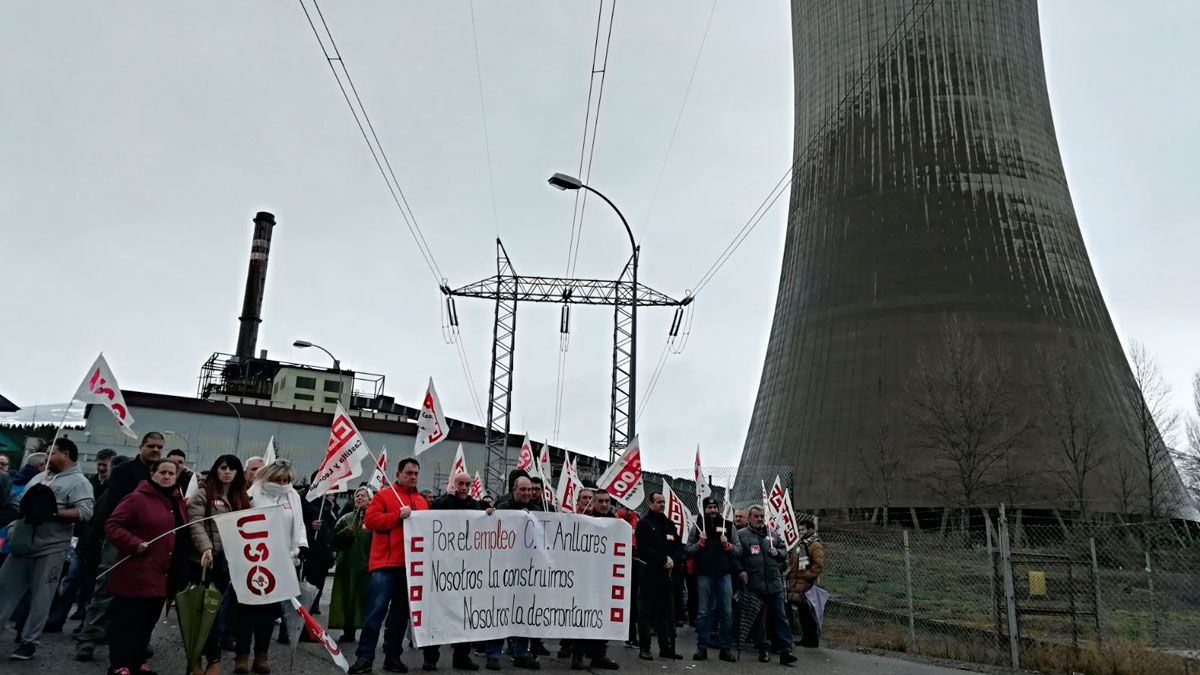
[[252, 652, 271, 674], [190, 657, 204, 675], [234, 655, 250, 674], [205, 657, 222, 675]]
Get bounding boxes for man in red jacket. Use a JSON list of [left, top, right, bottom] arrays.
[[348, 457, 428, 674]]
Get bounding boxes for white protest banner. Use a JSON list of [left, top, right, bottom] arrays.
[[308, 404, 371, 501], [515, 436, 535, 472], [554, 454, 582, 513], [446, 444, 468, 492], [470, 472, 484, 500], [74, 353, 137, 438], [778, 489, 801, 551], [595, 436, 645, 509], [693, 446, 711, 515], [369, 448, 388, 492], [215, 506, 301, 605], [403, 510, 632, 646], [415, 378, 449, 455]]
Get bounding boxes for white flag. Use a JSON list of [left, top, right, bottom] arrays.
[[693, 446, 711, 514], [215, 506, 301, 604], [778, 489, 802, 551], [554, 453, 582, 513], [414, 378, 449, 455], [470, 471, 484, 500], [722, 496, 734, 524], [767, 476, 787, 535], [368, 447, 388, 492], [595, 436, 645, 509], [446, 444, 468, 492], [663, 483, 694, 539], [263, 436, 277, 467], [515, 435, 535, 472], [308, 403, 371, 501], [184, 472, 199, 499], [538, 444, 552, 486], [289, 598, 350, 672], [73, 353, 136, 438]]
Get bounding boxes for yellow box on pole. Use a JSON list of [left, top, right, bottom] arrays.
[[1028, 570, 1046, 597]]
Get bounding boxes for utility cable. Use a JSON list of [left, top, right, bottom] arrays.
[[468, 0, 501, 237]]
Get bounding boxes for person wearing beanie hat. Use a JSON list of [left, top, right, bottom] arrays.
[[684, 495, 741, 662]]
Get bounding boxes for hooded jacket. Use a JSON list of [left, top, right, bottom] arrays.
[[735, 524, 787, 594], [7, 464, 94, 557], [105, 480, 186, 598], [363, 484, 428, 571]]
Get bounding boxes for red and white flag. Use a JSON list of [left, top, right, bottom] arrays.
[[515, 435, 535, 472], [662, 483, 694, 539], [555, 453, 582, 513], [777, 488, 802, 551], [74, 353, 136, 438], [446, 444, 468, 492], [308, 403, 371, 501], [693, 446, 711, 514], [368, 447, 388, 492], [216, 506, 301, 605], [289, 598, 349, 672], [595, 435, 645, 509], [538, 444, 552, 486], [761, 479, 771, 527], [767, 476, 788, 535], [414, 378, 449, 455], [470, 471, 484, 500]]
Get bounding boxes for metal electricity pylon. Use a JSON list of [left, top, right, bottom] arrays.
[[442, 238, 691, 494]]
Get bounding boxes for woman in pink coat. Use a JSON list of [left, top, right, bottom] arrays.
[[104, 458, 187, 675]]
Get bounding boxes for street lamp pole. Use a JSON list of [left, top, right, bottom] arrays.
[[547, 173, 638, 452], [209, 399, 242, 455], [293, 340, 341, 371]]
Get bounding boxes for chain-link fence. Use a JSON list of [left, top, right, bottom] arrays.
[[812, 508, 1200, 673]]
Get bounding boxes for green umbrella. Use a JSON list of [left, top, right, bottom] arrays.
[[175, 566, 223, 672]]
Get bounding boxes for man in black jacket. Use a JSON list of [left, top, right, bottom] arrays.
[[684, 496, 741, 662], [634, 492, 683, 661], [422, 471, 491, 672], [569, 491, 620, 671], [75, 432, 163, 661]]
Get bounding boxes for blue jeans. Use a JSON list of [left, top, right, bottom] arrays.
[[357, 568, 409, 663], [749, 591, 793, 653], [695, 575, 732, 649], [486, 638, 528, 659]]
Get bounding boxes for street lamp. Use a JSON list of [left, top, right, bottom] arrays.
[[293, 340, 341, 371], [547, 172, 638, 453]]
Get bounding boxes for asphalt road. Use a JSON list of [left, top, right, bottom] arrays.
[[9, 609, 977, 674]]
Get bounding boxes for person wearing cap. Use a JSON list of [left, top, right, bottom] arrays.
[[684, 496, 741, 662]]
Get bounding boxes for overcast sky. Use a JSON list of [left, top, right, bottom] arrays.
[[3, 1, 1198, 474]]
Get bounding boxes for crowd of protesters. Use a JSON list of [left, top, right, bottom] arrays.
[[0, 436, 826, 673]]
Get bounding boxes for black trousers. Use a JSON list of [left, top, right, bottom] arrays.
[[423, 643, 473, 665], [637, 580, 676, 654], [236, 602, 280, 656], [627, 564, 640, 641], [109, 596, 164, 672], [790, 599, 820, 648]]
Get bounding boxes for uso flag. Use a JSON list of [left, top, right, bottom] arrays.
[[595, 435, 645, 509], [215, 506, 301, 605]]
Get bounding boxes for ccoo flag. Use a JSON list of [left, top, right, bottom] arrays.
[[368, 447, 388, 492], [414, 378, 449, 455], [308, 403, 371, 501], [446, 444, 468, 492], [595, 435, 645, 509]]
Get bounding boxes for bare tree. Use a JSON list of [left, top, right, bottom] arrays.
[[902, 316, 1031, 532], [1036, 346, 1108, 523], [1122, 342, 1181, 520], [858, 418, 906, 526], [1176, 371, 1200, 508]]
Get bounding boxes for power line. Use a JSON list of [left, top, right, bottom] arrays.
[[468, 0, 501, 238], [638, 0, 718, 242], [299, 0, 445, 284], [691, 0, 937, 296]]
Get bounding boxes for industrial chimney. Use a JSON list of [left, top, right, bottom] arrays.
[[235, 211, 276, 359]]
